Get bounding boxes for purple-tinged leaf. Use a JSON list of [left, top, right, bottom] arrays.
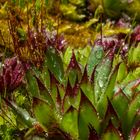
[[62, 79, 81, 113], [67, 51, 82, 87], [33, 97, 59, 130], [80, 67, 95, 106], [60, 106, 78, 139], [133, 129, 140, 140], [56, 86, 62, 112], [49, 72, 59, 105], [112, 88, 129, 119], [78, 90, 100, 140], [35, 76, 54, 106], [102, 120, 122, 140], [130, 127, 140, 140], [123, 92, 140, 139], [0, 56, 25, 94], [122, 79, 140, 98], [100, 99, 120, 133], [88, 124, 100, 140], [67, 51, 81, 71]]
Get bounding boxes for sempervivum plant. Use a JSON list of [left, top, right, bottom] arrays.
[[0, 56, 27, 97], [4, 34, 140, 139]]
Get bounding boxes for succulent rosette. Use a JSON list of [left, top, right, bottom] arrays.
[[0, 56, 28, 94]]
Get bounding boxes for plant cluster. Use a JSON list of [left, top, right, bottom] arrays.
[[0, 0, 140, 140]]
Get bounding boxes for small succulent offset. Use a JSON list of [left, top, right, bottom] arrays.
[[0, 56, 27, 95]]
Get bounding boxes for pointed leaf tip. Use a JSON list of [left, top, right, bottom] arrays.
[[67, 51, 80, 70], [81, 66, 89, 84], [88, 124, 99, 140]]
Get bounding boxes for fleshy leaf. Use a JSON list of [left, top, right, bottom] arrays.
[[88, 124, 100, 140], [67, 51, 82, 87], [80, 67, 95, 106], [4, 99, 36, 128], [33, 97, 58, 130], [105, 63, 120, 99], [50, 72, 59, 105], [26, 70, 40, 97], [102, 120, 122, 140], [40, 66, 50, 90], [100, 99, 120, 132], [96, 93, 108, 118], [60, 106, 78, 139], [112, 89, 129, 120], [45, 47, 64, 83], [94, 56, 112, 103], [117, 62, 127, 83], [78, 90, 100, 140], [123, 93, 140, 139], [62, 79, 81, 113], [134, 129, 140, 140], [87, 45, 104, 77], [35, 76, 54, 106]]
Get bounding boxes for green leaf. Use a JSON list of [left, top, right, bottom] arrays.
[[87, 45, 104, 77], [4, 99, 36, 127], [94, 57, 112, 103], [102, 121, 121, 140], [33, 97, 58, 130], [66, 51, 82, 87], [134, 129, 140, 140], [105, 64, 120, 99], [80, 67, 95, 105], [97, 93, 108, 118], [117, 62, 127, 83], [112, 90, 129, 120], [45, 47, 64, 83], [61, 107, 78, 139], [62, 80, 81, 113], [78, 90, 100, 140], [40, 66, 50, 90], [123, 93, 140, 139], [128, 46, 140, 65], [26, 71, 40, 97], [121, 79, 140, 98], [63, 47, 72, 69], [100, 99, 120, 133]]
